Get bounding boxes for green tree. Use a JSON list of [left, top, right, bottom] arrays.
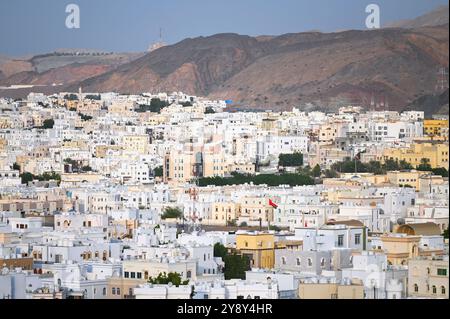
[[12, 162, 20, 171], [197, 172, 314, 187], [85, 94, 101, 100], [42, 119, 54, 129], [311, 164, 321, 177], [205, 107, 215, 114], [443, 227, 449, 239], [81, 165, 92, 172], [147, 272, 189, 286], [20, 172, 34, 184], [64, 94, 78, 101], [213, 243, 227, 259], [161, 207, 183, 220], [278, 153, 303, 167], [136, 98, 169, 113], [324, 169, 339, 178], [431, 167, 449, 177], [78, 113, 93, 121], [399, 160, 413, 170], [153, 166, 163, 177], [417, 158, 432, 171], [223, 254, 251, 280]]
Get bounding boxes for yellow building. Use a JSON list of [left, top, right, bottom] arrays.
[[210, 202, 241, 225], [408, 257, 448, 299], [377, 231, 444, 266], [382, 142, 449, 169], [378, 234, 421, 266], [236, 232, 275, 269], [108, 101, 135, 116], [424, 119, 449, 139], [386, 170, 427, 189]]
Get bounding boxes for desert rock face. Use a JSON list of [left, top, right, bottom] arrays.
[[71, 25, 448, 112]]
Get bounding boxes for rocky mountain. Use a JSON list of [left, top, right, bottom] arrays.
[[0, 51, 144, 87], [1, 6, 448, 114], [69, 24, 448, 112], [386, 5, 449, 29]]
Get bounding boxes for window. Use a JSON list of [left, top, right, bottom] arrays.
[[441, 286, 446, 295], [281, 257, 286, 265], [307, 258, 313, 267], [103, 287, 106, 295], [296, 258, 301, 266], [437, 268, 447, 276], [117, 288, 120, 295], [414, 284, 418, 292], [320, 258, 325, 268], [112, 287, 116, 295], [124, 271, 130, 278], [355, 234, 361, 245], [137, 272, 142, 279], [432, 286, 437, 294], [337, 235, 344, 247]]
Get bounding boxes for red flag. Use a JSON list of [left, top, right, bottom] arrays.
[[269, 199, 278, 208]]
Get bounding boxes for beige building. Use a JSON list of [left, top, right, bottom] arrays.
[[107, 277, 146, 299], [238, 197, 274, 222], [122, 259, 197, 282], [163, 144, 227, 184], [386, 170, 430, 189], [408, 257, 448, 299], [298, 281, 364, 299], [121, 135, 150, 154], [377, 232, 444, 266], [209, 202, 241, 225]]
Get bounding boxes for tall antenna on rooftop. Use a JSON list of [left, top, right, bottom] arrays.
[[370, 93, 375, 112], [435, 66, 449, 92]]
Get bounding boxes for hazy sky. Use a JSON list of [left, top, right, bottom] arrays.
[[0, 0, 448, 56]]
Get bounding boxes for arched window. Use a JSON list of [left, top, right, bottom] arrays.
[[117, 288, 121, 295], [414, 284, 418, 292], [308, 258, 313, 267], [320, 258, 325, 268], [427, 267, 430, 274], [187, 270, 192, 278], [432, 285, 437, 294], [441, 286, 446, 295], [281, 257, 286, 265], [296, 258, 301, 266], [103, 287, 106, 295], [112, 287, 116, 295]]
